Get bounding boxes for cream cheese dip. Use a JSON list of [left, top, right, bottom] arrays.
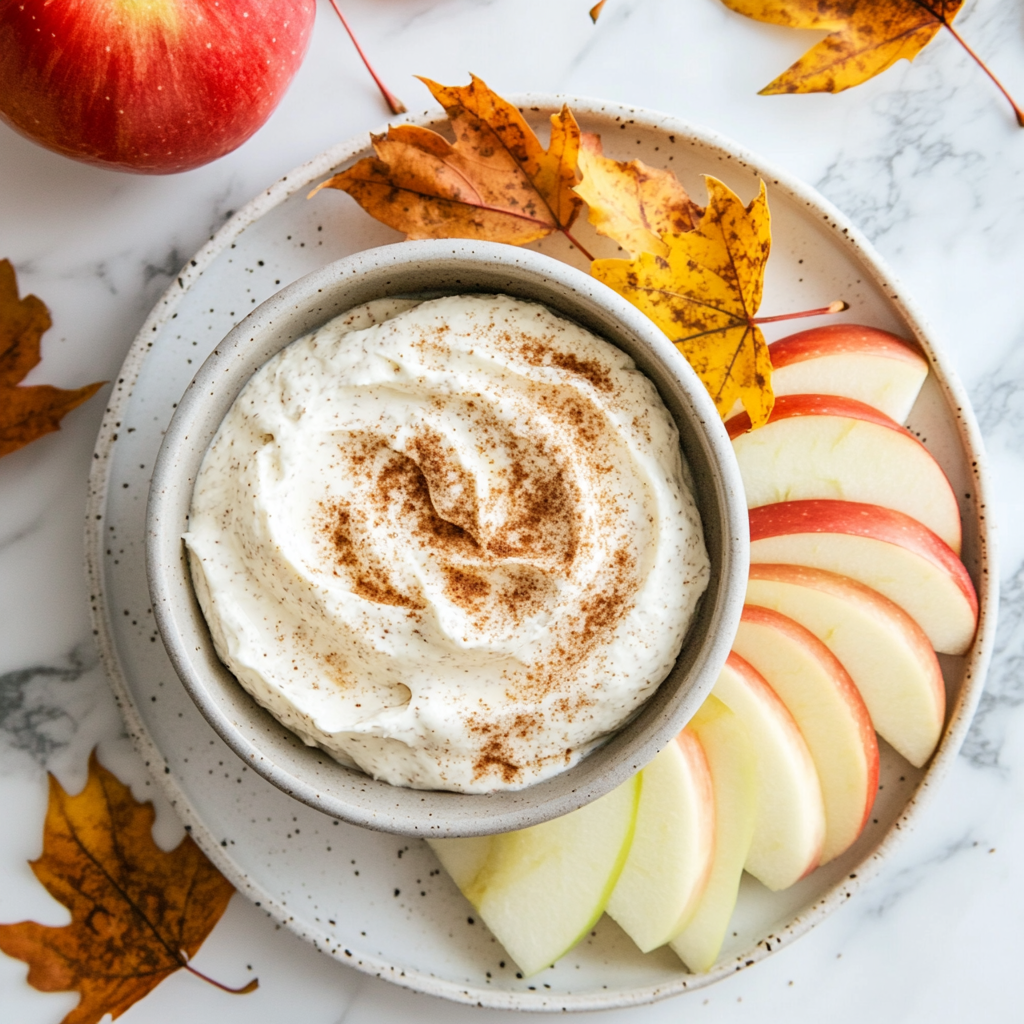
[[184, 294, 709, 793]]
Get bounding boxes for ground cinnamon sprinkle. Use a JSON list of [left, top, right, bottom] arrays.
[[519, 338, 616, 393], [467, 712, 546, 783], [473, 736, 522, 784], [443, 566, 490, 611], [376, 450, 480, 556], [487, 455, 579, 568], [317, 497, 425, 610], [406, 426, 481, 539]]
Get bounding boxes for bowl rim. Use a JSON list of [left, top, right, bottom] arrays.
[[144, 238, 750, 837]]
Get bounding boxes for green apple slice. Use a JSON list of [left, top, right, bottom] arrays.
[[427, 774, 641, 977], [606, 734, 715, 952], [670, 694, 758, 972]]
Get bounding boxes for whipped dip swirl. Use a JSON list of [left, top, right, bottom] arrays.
[[185, 294, 709, 792]]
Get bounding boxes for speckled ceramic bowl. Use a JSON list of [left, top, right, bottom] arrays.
[[146, 239, 748, 837]]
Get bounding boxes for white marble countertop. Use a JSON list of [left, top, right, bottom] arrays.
[[2, 1, 1023, 1021]]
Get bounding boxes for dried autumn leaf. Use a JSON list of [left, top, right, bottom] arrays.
[[719, 0, 1023, 125], [0, 752, 252, 1024], [574, 134, 703, 258], [311, 74, 593, 255], [0, 260, 104, 460], [592, 176, 774, 427]]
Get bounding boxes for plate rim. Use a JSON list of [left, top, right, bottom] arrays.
[[84, 94, 998, 1012]]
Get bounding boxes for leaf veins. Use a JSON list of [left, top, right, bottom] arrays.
[[0, 752, 253, 1023]]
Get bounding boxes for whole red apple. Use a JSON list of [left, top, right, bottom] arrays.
[[0, 0, 316, 174]]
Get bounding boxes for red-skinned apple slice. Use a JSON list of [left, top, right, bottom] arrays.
[[768, 324, 929, 423], [732, 606, 879, 864], [607, 731, 715, 953], [670, 695, 757, 973], [712, 653, 825, 891], [746, 564, 946, 767], [748, 500, 978, 655], [726, 395, 962, 553]]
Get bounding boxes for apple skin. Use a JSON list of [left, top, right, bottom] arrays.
[[725, 393, 902, 440], [606, 732, 715, 953], [725, 323, 929, 422], [732, 605, 879, 864], [669, 695, 757, 973], [726, 394, 963, 553], [748, 500, 978, 655], [712, 652, 825, 891], [746, 564, 946, 768], [427, 774, 640, 977], [0, 0, 316, 173], [770, 324, 925, 367]]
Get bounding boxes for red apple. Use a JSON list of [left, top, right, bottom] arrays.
[[768, 324, 929, 423], [748, 500, 979, 655], [732, 606, 879, 864], [726, 394, 963, 553], [746, 564, 946, 768], [0, 0, 316, 173], [712, 652, 825, 891]]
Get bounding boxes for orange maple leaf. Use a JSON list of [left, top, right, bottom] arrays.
[[0, 752, 254, 1024], [0, 260, 104, 460], [310, 75, 594, 258]]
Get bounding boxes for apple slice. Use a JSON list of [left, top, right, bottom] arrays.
[[427, 774, 640, 977], [669, 695, 757, 973], [768, 324, 929, 423], [749, 500, 978, 655], [732, 606, 879, 864], [606, 731, 715, 952], [712, 652, 825, 891], [726, 395, 962, 553], [747, 564, 946, 767]]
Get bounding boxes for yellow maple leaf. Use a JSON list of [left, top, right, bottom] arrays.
[[719, 0, 1023, 124], [592, 176, 774, 428], [574, 134, 703, 258]]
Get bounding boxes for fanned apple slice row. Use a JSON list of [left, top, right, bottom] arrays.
[[607, 732, 715, 953], [712, 653, 825, 891], [670, 695, 757, 973], [747, 564, 946, 767], [726, 395, 962, 553], [427, 775, 640, 977], [732, 606, 879, 865], [767, 324, 929, 423], [749, 500, 978, 655]]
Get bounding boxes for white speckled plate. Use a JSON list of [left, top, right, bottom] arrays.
[[85, 98, 996, 1012]]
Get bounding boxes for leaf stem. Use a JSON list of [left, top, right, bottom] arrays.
[[182, 959, 259, 995], [563, 228, 596, 262], [327, 1, 407, 115], [942, 20, 1023, 127], [753, 300, 848, 325]]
